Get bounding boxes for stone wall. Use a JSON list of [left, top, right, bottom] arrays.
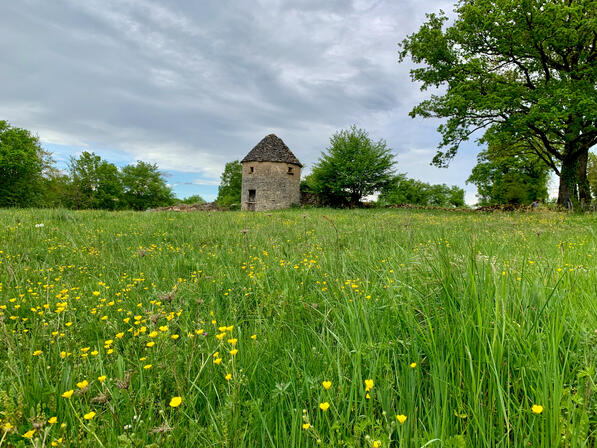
[[241, 161, 301, 211]]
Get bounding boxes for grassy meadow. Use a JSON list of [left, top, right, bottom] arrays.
[[0, 208, 596, 447]]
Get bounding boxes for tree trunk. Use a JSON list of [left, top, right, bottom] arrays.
[[349, 192, 361, 208], [576, 150, 591, 208], [558, 156, 578, 209]]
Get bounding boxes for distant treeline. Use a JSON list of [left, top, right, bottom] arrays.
[[0, 120, 194, 210]]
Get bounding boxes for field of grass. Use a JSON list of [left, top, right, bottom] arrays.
[[0, 208, 595, 447]]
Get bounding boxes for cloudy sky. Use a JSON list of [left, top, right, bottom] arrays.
[[1, 0, 492, 203]]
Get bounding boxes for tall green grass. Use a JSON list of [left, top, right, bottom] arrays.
[[0, 208, 595, 447]]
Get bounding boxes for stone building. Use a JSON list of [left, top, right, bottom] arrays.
[[241, 134, 302, 211]]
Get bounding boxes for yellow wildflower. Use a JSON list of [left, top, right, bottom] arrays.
[[531, 404, 543, 414], [98, 375, 107, 382], [319, 402, 330, 411], [169, 396, 182, 407], [322, 381, 332, 390], [48, 417, 58, 424], [22, 429, 36, 439], [365, 379, 374, 391], [83, 411, 96, 420], [396, 414, 407, 424], [61, 390, 74, 399], [302, 423, 310, 430], [76, 380, 88, 389]]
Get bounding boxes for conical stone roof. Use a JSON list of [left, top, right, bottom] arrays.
[[241, 134, 302, 167]]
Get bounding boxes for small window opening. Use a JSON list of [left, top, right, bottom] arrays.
[[249, 166, 254, 174], [248, 189, 256, 202], [287, 167, 294, 175]]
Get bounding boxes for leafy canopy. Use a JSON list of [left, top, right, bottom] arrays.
[[379, 174, 466, 207], [400, 0, 597, 204], [121, 161, 175, 210], [310, 126, 396, 205], [0, 120, 48, 207], [216, 160, 242, 208], [588, 151, 597, 199], [179, 195, 206, 205], [467, 143, 550, 205], [69, 152, 124, 210]]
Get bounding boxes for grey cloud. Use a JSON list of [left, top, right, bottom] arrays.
[[0, 0, 478, 195]]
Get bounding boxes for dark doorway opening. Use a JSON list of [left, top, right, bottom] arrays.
[[248, 189, 256, 211]]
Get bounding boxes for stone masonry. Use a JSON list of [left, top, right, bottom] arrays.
[[241, 135, 302, 211]]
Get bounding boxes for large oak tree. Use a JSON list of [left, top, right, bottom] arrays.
[[400, 0, 597, 206]]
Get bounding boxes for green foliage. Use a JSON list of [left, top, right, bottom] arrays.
[[178, 194, 206, 205], [467, 144, 550, 206], [0, 120, 46, 207], [379, 174, 466, 207], [41, 174, 73, 208], [589, 152, 597, 200], [310, 126, 396, 206], [216, 160, 242, 208], [0, 121, 179, 211], [121, 161, 175, 210], [68, 152, 124, 210], [399, 0, 597, 205]]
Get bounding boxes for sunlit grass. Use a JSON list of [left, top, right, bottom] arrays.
[[0, 208, 595, 447]]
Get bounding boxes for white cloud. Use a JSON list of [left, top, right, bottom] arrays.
[[0, 0, 482, 197]]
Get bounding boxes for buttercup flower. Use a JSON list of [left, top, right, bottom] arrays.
[[22, 429, 36, 439], [170, 396, 182, 408], [61, 390, 74, 399], [319, 402, 330, 411]]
